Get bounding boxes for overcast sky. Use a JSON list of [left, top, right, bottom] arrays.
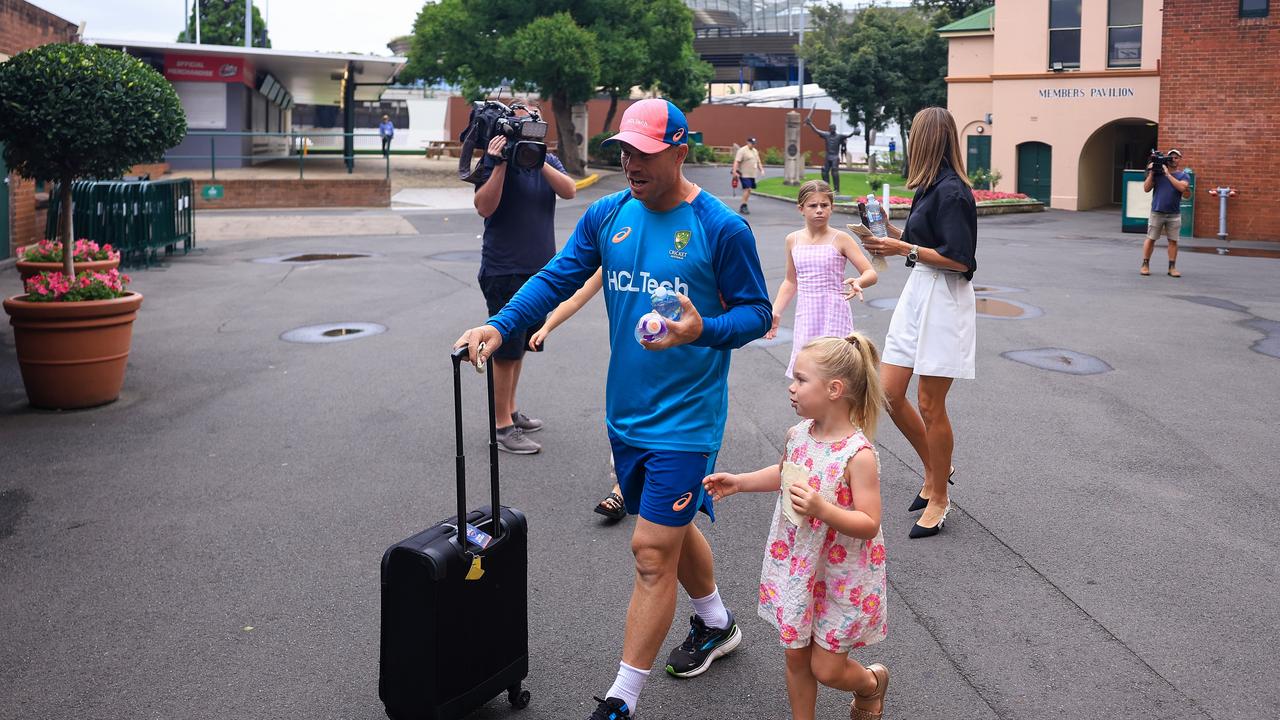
[[29, 0, 424, 56]]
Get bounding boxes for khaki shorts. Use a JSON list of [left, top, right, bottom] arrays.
[[1147, 211, 1181, 241]]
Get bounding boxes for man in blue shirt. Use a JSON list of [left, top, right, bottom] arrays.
[[1141, 148, 1191, 277], [473, 104, 577, 454], [378, 114, 394, 158], [454, 99, 771, 720]]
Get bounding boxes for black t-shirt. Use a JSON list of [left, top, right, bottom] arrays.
[[477, 153, 567, 278], [902, 163, 978, 280]]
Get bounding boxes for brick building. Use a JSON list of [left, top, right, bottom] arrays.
[[1159, 0, 1278, 241], [0, 0, 79, 259]]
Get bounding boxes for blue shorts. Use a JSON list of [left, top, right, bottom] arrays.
[[609, 435, 717, 527], [740, 177, 757, 189]]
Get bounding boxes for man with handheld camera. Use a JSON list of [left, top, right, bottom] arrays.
[[472, 102, 577, 453], [1141, 148, 1190, 277]]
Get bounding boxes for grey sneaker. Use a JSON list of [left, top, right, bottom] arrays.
[[496, 425, 541, 454], [511, 410, 543, 433]]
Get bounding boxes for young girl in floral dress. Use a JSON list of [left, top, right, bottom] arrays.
[[703, 333, 890, 720], [766, 180, 878, 378]]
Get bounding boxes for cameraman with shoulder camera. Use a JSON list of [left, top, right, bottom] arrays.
[[1141, 148, 1190, 277], [473, 103, 577, 454]]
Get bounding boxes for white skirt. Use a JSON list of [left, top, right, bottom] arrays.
[[882, 264, 976, 379]]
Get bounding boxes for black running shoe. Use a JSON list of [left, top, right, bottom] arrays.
[[664, 612, 742, 678], [588, 695, 632, 720]]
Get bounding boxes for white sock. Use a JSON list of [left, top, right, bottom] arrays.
[[690, 586, 731, 630], [605, 661, 649, 713]]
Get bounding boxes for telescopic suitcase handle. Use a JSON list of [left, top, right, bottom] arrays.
[[451, 345, 502, 550]]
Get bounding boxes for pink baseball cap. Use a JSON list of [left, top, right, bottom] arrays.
[[602, 99, 689, 154]]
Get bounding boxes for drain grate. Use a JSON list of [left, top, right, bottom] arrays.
[[280, 322, 387, 344], [281, 253, 370, 262], [1002, 348, 1112, 375]]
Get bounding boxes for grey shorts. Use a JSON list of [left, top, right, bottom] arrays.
[[1147, 211, 1181, 241]]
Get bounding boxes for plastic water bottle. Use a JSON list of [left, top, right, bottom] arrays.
[[865, 194, 888, 238], [650, 286, 682, 321], [635, 286, 682, 345]]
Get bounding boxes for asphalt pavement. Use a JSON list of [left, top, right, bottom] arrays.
[[2, 163, 1278, 720]]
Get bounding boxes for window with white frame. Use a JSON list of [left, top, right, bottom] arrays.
[[1108, 0, 1142, 68], [1049, 0, 1082, 70]]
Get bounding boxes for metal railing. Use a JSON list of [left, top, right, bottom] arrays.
[[45, 178, 195, 269], [170, 131, 392, 180]]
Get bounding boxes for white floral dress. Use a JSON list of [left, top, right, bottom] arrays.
[[757, 420, 888, 652]]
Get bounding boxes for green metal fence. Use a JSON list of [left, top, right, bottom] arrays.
[[45, 178, 196, 268], [173, 131, 390, 180]]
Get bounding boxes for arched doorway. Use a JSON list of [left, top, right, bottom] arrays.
[[1017, 142, 1052, 205], [1077, 118, 1158, 210]]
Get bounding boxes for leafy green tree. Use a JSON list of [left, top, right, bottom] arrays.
[[178, 0, 271, 48], [0, 44, 187, 276], [882, 9, 948, 173], [401, 0, 710, 174]]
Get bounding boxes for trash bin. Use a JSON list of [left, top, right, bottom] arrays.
[[1179, 168, 1195, 238]]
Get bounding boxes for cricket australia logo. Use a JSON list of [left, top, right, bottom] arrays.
[[670, 230, 691, 260]]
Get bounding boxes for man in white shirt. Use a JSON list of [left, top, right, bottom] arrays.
[[731, 137, 763, 215]]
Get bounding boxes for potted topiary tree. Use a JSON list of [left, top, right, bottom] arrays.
[[0, 43, 186, 409]]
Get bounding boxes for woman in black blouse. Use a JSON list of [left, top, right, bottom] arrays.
[[862, 107, 976, 539]]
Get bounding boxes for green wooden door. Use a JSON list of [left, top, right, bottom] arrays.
[[1, 143, 9, 260], [967, 135, 991, 188], [1017, 142, 1052, 205]]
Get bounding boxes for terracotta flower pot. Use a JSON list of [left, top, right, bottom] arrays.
[[2, 292, 144, 410], [14, 246, 120, 282]]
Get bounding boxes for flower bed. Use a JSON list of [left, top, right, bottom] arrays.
[[24, 269, 131, 302], [19, 238, 118, 263]]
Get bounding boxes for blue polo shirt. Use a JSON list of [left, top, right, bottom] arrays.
[[487, 186, 771, 452], [1151, 170, 1189, 214]]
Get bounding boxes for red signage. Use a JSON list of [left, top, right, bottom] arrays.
[[164, 54, 249, 83]]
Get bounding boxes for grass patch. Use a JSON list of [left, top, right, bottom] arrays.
[[756, 171, 910, 202]]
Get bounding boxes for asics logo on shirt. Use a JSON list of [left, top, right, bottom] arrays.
[[606, 270, 689, 297]]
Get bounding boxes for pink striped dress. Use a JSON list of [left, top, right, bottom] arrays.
[[787, 243, 854, 378]]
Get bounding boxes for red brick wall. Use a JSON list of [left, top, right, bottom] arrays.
[[1, 0, 79, 256], [1160, 1, 1278, 241], [191, 179, 390, 209], [444, 97, 834, 161]]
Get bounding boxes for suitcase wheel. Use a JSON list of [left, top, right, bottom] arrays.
[[507, 686, 531, 710]]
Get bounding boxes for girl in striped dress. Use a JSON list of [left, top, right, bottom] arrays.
[[766, 180, 878, 377]]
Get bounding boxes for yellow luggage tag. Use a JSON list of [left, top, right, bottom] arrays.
[[465, 555, 485, 581]]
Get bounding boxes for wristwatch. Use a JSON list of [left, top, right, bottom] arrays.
[[907, 244, 919, 263]]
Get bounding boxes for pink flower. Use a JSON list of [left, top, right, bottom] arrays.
[[780, 623, 799, 643], [813, 597, 828, 617], [831, 438, 848, 451], [861, 593, 881, 615], [835, 485, 852, 508], [759, 583, 770, 604], [849, 586, 863, 605], [807, 516, 823, 530], [828, 544, 848, 564], [769, 540, 790, 561], [869, 544, 886, 566], [824, 629, 842, 650], [808, 474, 821, 491], [813, 581, 827, 599]]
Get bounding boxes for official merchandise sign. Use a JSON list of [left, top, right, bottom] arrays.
[[164, 54, 249, 84], [201, 185, 224, 201]]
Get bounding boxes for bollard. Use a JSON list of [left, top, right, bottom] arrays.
[[1207, 187, 1238, 251]]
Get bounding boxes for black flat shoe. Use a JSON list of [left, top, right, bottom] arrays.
[[908, 503, 951, 539], [907, 466, 955, 512]]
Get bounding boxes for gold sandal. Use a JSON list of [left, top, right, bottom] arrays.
[[849, 663, 889, 720]]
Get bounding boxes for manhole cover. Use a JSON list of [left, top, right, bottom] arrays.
[[255, 252, 376, 264], [280, 322, 387, 344], [1002, 348, 1112, 375], [976, 297, 1043, 320], [427, 251, 483, 263]]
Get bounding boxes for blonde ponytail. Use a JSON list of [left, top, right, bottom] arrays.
[[801, 332, 887, 440]]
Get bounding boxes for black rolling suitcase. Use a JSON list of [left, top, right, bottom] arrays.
[[379, 347, 530, 719]]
